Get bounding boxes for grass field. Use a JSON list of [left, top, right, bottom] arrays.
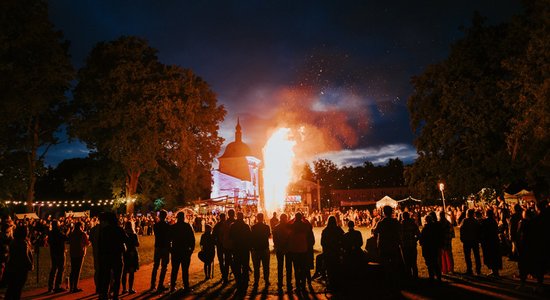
[[23, 226, 518, 291]]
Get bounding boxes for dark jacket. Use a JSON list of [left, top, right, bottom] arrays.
[[250, 222, 271, 251], [460, 217, 480, 244], [272, 221, 290, 253], [170, 221, 195, 256], [288, 219, 311, 254], [47, 229, 67, 257], [401, 218, 420, 249], [229, 219, 251, 252], [373, 217, 401, 254], [99, 224, 127, 261], [153, 220, 171, 249]]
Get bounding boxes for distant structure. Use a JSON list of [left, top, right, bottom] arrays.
[[210, 119, 261, 205], [333, 187, 411, 207]]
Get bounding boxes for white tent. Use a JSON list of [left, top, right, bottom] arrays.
[[15, 213, 39, 220], [376, 195, 398, 209]]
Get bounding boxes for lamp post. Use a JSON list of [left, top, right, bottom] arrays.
[[439, 182, 447, 213]]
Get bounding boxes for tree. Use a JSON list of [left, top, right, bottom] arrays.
[[502, 0, 550, 198], [408, 2, 550, 199], [312, 159, 338, 208], [71, 36, 225, 211], [407, 14, 519, 198], [0, 0, 73, 210]]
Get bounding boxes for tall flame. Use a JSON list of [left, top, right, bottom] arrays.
[[263, 128, 296, 213]]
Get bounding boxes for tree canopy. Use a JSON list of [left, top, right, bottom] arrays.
[[71, 36, 226, 211], [0, 0, 73, 209], [407, 1, 550, 199]]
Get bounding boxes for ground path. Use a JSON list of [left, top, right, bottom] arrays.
[[18, 257, 550, 300]]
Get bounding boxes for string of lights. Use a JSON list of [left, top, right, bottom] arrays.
[[2, 198, 136, 207]]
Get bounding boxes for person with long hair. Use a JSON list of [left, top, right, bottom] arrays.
[[199, 224, 215, 280], [4, 225, 33, 300], [321, 215, 344, 292], [122, 221, 140, 294]]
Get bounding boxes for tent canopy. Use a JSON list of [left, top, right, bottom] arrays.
[[15, 213, 39, 220], [376, 196, 398, 209]]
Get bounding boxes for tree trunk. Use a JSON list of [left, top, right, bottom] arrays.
[[26, 118, 39, 212], [125, 170, 141, 214]]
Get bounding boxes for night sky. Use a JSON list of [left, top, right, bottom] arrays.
[[45, 0, 523, 167]]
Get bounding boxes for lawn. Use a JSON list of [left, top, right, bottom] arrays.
[[22, 226, 518, 292]]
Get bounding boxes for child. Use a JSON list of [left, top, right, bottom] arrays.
[[199, 224, 215, 280]]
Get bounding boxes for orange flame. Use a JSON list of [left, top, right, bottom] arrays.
[[262, 128, 296, 213]]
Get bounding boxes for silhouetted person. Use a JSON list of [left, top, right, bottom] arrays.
[[212, 213, 227, 282], [4, 225, 33, 300], [272, 213, 292, 291], [480, 209, 501, 277], [90, 214, 107, 293], [251, 213, 271, 287], [401, 211, 420, 279], [151, 210, 171, 291], [517, 208, 545, 289], [122, 221, 139, 294], [229, 211, 252, 292], [170, 211, 195, 293], [0, 221, 13, 287], [321, 216, 344, 291], [288, 212, 311, 293], [68, 221, 89, 293], [373, 205, 403, 289], [459, 209, 481, 275], [270, 212, 279, 229], [199, 224, 215, 280], [420, 214, 442, 281], [221, 209, 236, 284], [47, 220, 67, 293], [98, 213, 127, 300], [508, 204, 522, 260], [438, 211, 454, 274]]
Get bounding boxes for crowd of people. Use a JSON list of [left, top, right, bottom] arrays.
[[0, 198, 548, 299]]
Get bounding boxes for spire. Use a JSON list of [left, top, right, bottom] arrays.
[[235, 117, 242, 142]]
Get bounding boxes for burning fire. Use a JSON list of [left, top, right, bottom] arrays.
[[263, 128, 296, 213]]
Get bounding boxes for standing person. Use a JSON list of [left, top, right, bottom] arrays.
[[401, 211, 420, 279], [4, 226, 33, 300], [170, 211, 195, 293], [90, 214, 107, 294], [272, 213, 292, 292], [270, 212, 279, 230], [373, 206, 403, 289], [508, 204, 523, 261], [459, 209, 481, 275], [0, 221, 13, 287], [68, 221, 90, 293], [288, 212, 310, 294], [480, 209, 502, 277], [250, 213, 271, 288], [98, 213, 127, 300], [212, 213, 228, 282], [420, 214, 443, 281], [321, 216, 344, 292], [47, 220, 67, 293], [221, 209, 236, 285], [199, 224, 215, 280], [229, 211, 252, 293], [438, 211, 455, 274], [122, 221, 140, 294], [150, 210, 171, 292]]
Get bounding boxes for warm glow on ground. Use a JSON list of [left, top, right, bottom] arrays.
[[263, 128, 296, 213]]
